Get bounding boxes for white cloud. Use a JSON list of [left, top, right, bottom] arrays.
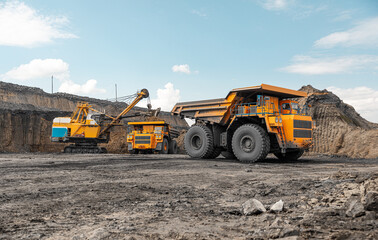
[[2, 58, 69, 81], [333, 10, 353, 22], [150, 82, 180, 111], [191, 9, 207, 17], [1, 58, 105, 96], [58, 79, 106, 95], [0, 1, 77, 47], [172, 64, 191, 74], [327, 86, 378, 123], [261, 0, 289, 11], [281, 55, 378, 75], [315, 17, 378, 48]]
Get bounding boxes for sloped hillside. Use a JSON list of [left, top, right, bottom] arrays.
[[299, 85, 378, 159]]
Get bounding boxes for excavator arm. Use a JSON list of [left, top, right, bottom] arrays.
[[99, 88, 149, 136]]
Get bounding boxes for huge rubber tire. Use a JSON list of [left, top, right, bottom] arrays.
[[274, 149, 304, 161], [232, 124, 270, 163], [160, 138, 169, 154], [207, 148, 222, 159], [184, 125, 214, 159], [221, 150, 237, 159], [168, 140, 178, 154]]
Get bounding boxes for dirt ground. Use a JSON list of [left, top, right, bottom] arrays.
[[0, 153, 377, 240]]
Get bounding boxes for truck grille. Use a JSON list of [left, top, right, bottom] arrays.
[[135, 135, 151, 144], [294, 129, 312, 138], [294, 120, 312, 129]]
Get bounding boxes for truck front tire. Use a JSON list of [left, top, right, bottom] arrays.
[[160, 138, 169, 154], [184, 125, 214, 158], [232, 124, 270, 163]]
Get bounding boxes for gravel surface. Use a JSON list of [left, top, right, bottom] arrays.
[[0, 154, 377, 239]]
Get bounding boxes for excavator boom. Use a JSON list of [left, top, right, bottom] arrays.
[[99, 88, 149, 136]]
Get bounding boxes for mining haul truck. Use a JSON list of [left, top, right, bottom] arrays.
[[171, 84, 313, 162], [127, 121, 179, 154], [51, 89, 149, 153]]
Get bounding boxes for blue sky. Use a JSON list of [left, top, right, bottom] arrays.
[[0, 0, 377, 122]]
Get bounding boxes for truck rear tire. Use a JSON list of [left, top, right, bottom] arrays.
[[207, 148, 222, 159], [274, 149, 304, 161], [160, 138, 169, 154], [184, 125, 214, 158], [221, 150, 237, 159], [169, 140, 178, 154], [232, 124, 270, 163]]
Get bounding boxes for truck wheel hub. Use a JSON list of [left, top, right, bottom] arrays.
[[240, 136, 255, 152], [191, 135, 202, 150]]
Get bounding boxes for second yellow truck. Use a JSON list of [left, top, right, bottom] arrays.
[[127, 121, 179, 154]]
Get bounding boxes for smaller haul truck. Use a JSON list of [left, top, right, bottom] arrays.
[[171, 84, 313, 162], [127, 121, 179, 154]]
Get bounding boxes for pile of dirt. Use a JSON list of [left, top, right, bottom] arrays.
[[0, 81, 188, 153], [175, 129, 187, 154], [299, 85, 378, 159]]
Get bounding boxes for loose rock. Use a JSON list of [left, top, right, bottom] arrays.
[[345, 196, 365, 218], [242, 198, 266, 215], [364, 191, 378, 212], [270, 200, 284, 213]]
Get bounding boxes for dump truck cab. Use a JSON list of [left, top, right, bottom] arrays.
[[127, 121, 178, 154], [171, 84, 313, 162]]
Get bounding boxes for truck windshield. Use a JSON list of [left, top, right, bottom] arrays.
[[291, 102, 299, 110], [154, 126, 163, 133], [282, 103, 291, 110]]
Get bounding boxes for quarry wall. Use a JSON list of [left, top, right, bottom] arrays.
[[0, 82, 188, 153]]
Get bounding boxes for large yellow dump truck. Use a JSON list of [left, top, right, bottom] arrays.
[[127, 121, 179, 154], [171, 84, 313, 162]]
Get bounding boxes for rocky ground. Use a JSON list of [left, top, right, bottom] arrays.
[[0, 153, 377, 240]]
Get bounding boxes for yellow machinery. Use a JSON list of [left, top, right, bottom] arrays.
[[126, 121, 179, 154], [51, 89, 149, 153], [171, 84, 313, 162]]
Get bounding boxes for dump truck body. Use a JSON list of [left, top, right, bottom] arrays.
[[127, 121, 179, 154], [171, 84, 313, 162]]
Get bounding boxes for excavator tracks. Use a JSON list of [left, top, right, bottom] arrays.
[[64, 145, 107, 154]]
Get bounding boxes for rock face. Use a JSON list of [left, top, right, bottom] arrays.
[[0, 81, 188, 153], [299, 85, 378, 159]]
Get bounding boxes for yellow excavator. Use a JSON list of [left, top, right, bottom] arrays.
[[51, 89, 149, 153]]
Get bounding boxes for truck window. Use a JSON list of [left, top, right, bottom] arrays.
[[291, 102, 299, 111], [154, 126, 163, 133], [282, 103, 291, 110]]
